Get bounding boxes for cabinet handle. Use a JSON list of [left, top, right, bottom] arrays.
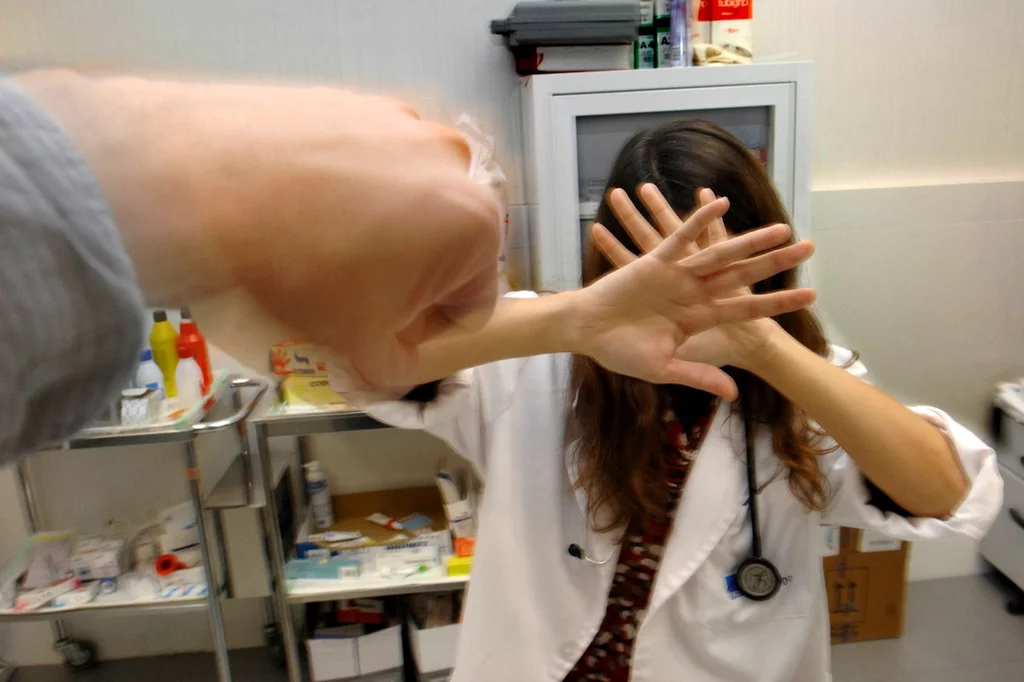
[[1010, 508, 1024, 532]]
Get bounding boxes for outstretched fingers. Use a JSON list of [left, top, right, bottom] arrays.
[[684, 224, 794, 276], [607, 188, 663, 254], [702, 241, 816, 297], [652, 196, 730, 262], [697, 188, 730, 246], [591, 222, 638, 267], [638, 183, 685, 238], [709, 288, 817, 327]]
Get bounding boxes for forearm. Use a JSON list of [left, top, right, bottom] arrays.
[[405, 293, 581, 386], [14, 70, 235, 307], [748, 332, 967, 518]]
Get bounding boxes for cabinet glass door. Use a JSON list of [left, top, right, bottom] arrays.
[[550, 84, 794, 285]]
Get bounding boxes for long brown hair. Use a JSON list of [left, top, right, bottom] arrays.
[[570, 120, 832, 533]]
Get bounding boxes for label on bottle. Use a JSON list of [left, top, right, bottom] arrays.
[[654, 0, 670, 19], [639, 0, 655, 26], [313, 504, 333, 529], [144, 382, 165, 401], [635, 35, 656, 69], [657, 28, 673, 67], [307, 476, 333, 528]]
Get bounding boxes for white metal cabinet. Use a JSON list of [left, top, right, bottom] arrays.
[[980, 465, 1024, 590], [520, 62, 814, 292]]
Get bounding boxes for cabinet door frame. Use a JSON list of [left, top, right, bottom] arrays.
[[546, 83, 797, 290]]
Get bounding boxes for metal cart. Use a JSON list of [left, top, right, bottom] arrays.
[[251, 404, 470, 682], [0, 376, 268, 682]]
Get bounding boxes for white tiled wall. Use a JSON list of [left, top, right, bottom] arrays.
[[813, 180, 1024, 434], [812, 180, 1024, 580]]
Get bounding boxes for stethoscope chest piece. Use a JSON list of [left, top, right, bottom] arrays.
[[735, 557, 781, 602]]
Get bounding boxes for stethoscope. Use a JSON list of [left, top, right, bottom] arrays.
[[567, 412, 782, 602]]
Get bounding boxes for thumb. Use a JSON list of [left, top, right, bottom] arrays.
[[659, 360, 738, 400], [335, 338, 420, 394]]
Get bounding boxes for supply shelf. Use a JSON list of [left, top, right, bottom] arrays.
[[287, 571, 470, 604], [250, 398, 469, 682], [254, 402, 386, 438], [0, 573, 209, 623], [6, 375, 268, 682]]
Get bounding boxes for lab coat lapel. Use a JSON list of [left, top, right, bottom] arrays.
[[648, 404, 746, 615]]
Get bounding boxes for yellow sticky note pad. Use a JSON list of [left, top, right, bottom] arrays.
[[446, 555, 473, 577], [280, 376, 347, 407]]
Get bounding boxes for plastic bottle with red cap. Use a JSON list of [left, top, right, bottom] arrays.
[[178, 307, 213, 395]]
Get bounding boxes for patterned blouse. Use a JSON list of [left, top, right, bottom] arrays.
[[564, 401, 716, 682]]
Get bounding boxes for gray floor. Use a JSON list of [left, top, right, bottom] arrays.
[[10, 574, 1024, 682], [831, 573, 1024, 682]]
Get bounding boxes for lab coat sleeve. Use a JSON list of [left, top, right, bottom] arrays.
[[819, 346, 1003, 540], [330, 292, 540, 480]]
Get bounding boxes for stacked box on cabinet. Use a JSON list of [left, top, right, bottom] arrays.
[[491, 0, 640, 75]]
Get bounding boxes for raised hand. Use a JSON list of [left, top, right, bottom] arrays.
[[575, 187, 815, 399]]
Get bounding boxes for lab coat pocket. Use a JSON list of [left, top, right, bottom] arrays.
[[685, 499, 813, 635]]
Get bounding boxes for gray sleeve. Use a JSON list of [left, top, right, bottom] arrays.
[[0, 80, 145, 460]]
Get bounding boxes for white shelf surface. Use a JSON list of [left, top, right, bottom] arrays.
[[0, 577, 208, 623], [286, 569, 469, 604]]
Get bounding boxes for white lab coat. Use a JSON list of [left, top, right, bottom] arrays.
[[356, 330, 1001, 681]]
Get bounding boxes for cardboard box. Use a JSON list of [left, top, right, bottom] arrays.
[[304, 487, 453, 575], [52, 581, 100, 609], [158, 530, 199, 554], [823, 527, 909, 643], [286, 557, 362, 581], [20, 531, 75, 589], [338, 599, 386, 625], [307, 637, 360, 681], [160, 502, 197, 534], [411, 623, 461, 676], [69, 537, 125, 581], [14, 577, 79, 612], [306, 625, 403, 681], [710, 0, 752, 59], [280, 375, 347, 407], [691, 0, 711, 44], [271, 340, 329, 377]]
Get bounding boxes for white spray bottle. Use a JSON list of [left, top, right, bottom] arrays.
[[304, 461, 335, 529]]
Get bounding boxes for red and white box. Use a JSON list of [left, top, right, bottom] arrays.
[[691, 0, 711, 44], [270, 340, 329, 378], [711, 0, 753, 59]]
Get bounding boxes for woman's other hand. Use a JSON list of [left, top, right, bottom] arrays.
[[571, 187, 815, 399]]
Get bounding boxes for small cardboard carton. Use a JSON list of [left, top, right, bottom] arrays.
[[823, 527, 909, 643]]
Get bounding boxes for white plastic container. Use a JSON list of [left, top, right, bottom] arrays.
[[174, 346, 204, 409], [304, 461, 335, 529], [135, 348, 166, 400]]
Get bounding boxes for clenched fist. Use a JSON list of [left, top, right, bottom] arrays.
[[17, 71, 501, 387]]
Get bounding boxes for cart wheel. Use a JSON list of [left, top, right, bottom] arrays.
[[57, 638, 98, 670], [265, 625, 285, 667]]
